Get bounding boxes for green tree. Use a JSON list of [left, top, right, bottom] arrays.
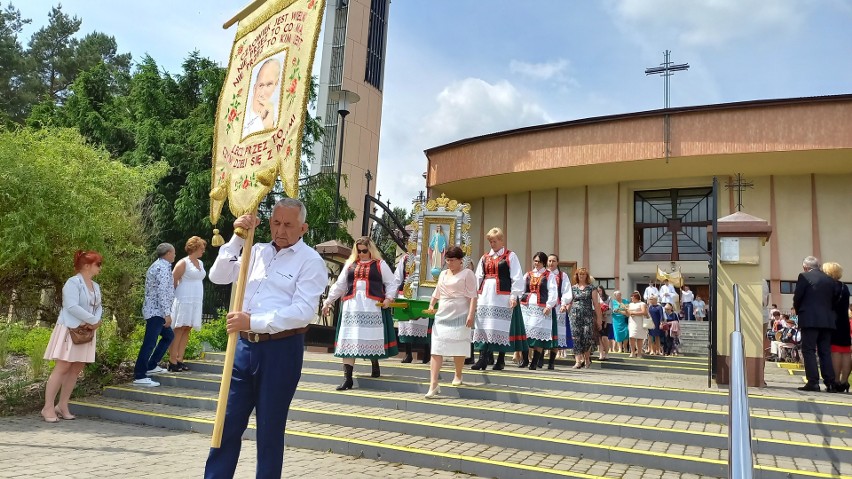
[[370, 206, 413, 261], [0, 2, 30, 124], [0, 127, 167, 337]]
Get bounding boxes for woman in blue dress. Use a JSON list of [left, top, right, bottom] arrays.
[[610, 290, 630, 353], [647, 295, 665, 356]]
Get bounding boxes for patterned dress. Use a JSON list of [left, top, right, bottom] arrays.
[[472, 248, 527, 352], [328, 259, 400, 359], [394, 254, 432, 344], [569, 284, 596, 354], [520, 268, 557, 349]]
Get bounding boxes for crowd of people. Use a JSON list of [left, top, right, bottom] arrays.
[[40, 210, 852, 475]]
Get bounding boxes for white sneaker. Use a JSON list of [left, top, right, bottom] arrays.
[[146, 366, 167, 375], [133, 378, 160, 387]]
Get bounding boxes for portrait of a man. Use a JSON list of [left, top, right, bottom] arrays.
[[242, 53, 285, 138]]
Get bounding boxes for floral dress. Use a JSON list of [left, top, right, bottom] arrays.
[[569, 284, 596, 354]]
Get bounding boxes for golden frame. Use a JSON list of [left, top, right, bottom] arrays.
[[419, 218, 456, 287]]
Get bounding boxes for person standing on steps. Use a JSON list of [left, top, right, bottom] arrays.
[[793, 255, 838, 392], [546, 254, 573, 366], [518, 252, 558, 370], [133, 243, 176, 387], [394, 247, 432, 365], [472, 227, 526, 371], [204, 199, 327, 479], [323, 237, 400, 390]]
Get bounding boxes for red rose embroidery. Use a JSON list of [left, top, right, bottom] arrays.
[[228, 108, 237, 121], [287, 79, 298, 95], [308, 0, 316, 9], [285, 145, 292, 157], [242, 179, 250, 189]]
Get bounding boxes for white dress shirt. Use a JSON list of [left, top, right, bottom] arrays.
[[681, 290, 694, 304], [552, 270, 573, 306], [659, 284, 677, 305], [643, 285, 659, 302], [209, 235, 327, 333], [523, 268, 558, 309]]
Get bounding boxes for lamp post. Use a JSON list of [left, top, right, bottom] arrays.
[[329, 89, 360, 235]]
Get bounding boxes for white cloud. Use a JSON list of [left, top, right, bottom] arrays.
[[376, 77, 552, 211], [608, 0, 806, 47], [509, 58, 572, 82]]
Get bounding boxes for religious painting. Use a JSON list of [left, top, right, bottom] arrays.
[[242, 52, 286, 140], [402, 194, 473, 297]]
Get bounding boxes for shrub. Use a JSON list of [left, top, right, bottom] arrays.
[[0, 327, 9, 367], [194, 310, 228, 352]]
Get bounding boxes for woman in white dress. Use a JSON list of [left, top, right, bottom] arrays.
[[425, 246, 477, 398], [322, 237, 399, 390], [42, 250, 103, 422], [168, 236, 207, 372], [627, 291, 649, 359]]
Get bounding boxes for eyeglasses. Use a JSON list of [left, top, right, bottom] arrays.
[[357, 248, 369, 254], [532, 259, 541, 263]]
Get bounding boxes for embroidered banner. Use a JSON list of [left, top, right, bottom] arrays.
[[210, 0, 325, 225]]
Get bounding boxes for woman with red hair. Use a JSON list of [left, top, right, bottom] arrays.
[[41, 250, 103, 422]]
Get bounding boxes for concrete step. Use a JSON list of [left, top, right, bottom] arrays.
[[68, 396, 674, 479], [101, 382, 852, 465]]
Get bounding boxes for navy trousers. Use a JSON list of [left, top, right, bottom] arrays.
[[133, 316, 174, 380], [205, 333, 305, 479], [800, 327, 835, 387]]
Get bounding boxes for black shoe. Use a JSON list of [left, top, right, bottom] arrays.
[[492, 352, 505, 371], [401, 354, 413, 363], [464, 357, 475, 365], [487, 351, 495, 366], [167, 362, 180, 372], [471, 350, 488, 370], [537, 351, 545, 369], [826, 383, 840, 393], [371, 360, 381, 378], [336, 364, 354, 390], [421, 345, 431, 363], [547, 352, 556, 370], [841, 382, 851, 393], [529, 351, 540, 370], [518, 351, 529, 368], [798, 383, 820, 392], [178, 362, 189, 371]]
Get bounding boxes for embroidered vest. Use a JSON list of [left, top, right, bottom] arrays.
[[343, 260, 385, 301], [478, 250, 513, 294], [521, 270, 550, 306]]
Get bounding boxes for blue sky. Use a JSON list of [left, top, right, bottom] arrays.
[[18, 0, 852, 210]]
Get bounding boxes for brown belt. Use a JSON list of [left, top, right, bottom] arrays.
[[239, 326, 309, 343]]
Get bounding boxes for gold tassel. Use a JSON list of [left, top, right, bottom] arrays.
[[211, 229, 225, 247]]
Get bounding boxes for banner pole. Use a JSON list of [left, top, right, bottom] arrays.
[[211, 211, 257, 448]]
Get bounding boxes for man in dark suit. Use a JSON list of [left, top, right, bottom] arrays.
[[792, 256, 838, 392]]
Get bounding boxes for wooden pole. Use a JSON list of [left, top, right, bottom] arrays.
[[210, 212, 257, 448], [223, 0, 267, 29]]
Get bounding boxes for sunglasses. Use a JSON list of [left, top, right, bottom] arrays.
[[357, 248, 369, 254]]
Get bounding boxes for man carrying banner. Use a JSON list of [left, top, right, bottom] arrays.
[[204, 199, 327, 478]]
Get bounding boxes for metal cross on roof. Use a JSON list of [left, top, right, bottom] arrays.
[[646, 50, 689, 163], [724, 173, 754, 212]]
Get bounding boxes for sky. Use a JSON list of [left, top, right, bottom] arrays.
[[17, 0, 852, 211]]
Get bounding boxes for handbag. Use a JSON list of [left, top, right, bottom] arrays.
[[642, 316, 654, 330], [68, 324, 95, 345]]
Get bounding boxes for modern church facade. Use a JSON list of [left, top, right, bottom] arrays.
[[424, 94, 852, 310]]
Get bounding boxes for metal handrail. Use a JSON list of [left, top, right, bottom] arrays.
[[728, 284, 754, 478]]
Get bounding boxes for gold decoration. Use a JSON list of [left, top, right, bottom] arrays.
[[435, 193, 450, 209], [211, 229, 225, 247], [406, 241, 417, 253], [425, 199, 437, 211], [209, 0, 326, 225], [462, 204, 471, 214], [461, 223, 470, 232], [402, 282, 413, 299], [447, 200, 458, 211]]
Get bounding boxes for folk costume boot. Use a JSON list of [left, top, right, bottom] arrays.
[[471, 349, 488, 370], [492, 351, 506, 371], [464, 344, 475, 365], [371, 359, 381, 378], [529, 350, 541, 370], [421, 343, 431, 364], [518, 351, 530, 368], [487, 350, 495, 366], [336, 364, 354, 391], [547, 350, 556, 370], [402, 343, 413, 363], [537, 350, 545, 369]]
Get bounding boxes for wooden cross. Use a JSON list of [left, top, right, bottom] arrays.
[[725, 173, 754, 212]]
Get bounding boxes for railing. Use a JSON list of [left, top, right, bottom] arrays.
[[728, 284, 754, 478]]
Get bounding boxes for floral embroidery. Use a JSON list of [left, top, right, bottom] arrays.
[[286, 58, 301, 106], [224, 88, 244, 134], [233, 172, 258, 191]]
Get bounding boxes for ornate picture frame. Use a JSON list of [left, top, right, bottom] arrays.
[[403, 194, 472, 298]]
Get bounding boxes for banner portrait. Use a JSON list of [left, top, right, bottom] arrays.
[[210, 0, 325, 226]]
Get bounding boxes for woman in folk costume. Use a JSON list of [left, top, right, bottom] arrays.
[[394, 250, 432, 364], [323, 237, 400, 390], [472, 227, 526, 371], [547, 254, 573, 364], [518, 252, 558, 370]]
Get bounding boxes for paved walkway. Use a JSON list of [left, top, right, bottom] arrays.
[[0, 416, 483, 478]]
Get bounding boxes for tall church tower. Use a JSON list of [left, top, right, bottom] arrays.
[[311, 0, 391, 238]]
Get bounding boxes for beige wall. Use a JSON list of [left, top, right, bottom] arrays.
[[463, 173, 852, 307]]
